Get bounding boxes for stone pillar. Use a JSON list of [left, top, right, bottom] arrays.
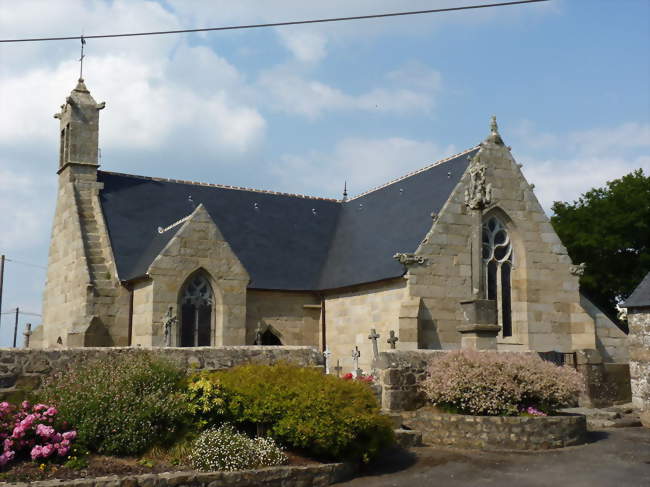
[[628, 308, 650, 426], [457, 299, 500, 350]]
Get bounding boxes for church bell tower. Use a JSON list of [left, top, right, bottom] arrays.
[[54, 78, 105, 172]]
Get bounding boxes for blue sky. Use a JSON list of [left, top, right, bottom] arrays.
[[0, 0, 648, 346]]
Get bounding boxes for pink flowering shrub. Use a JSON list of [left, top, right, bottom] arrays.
[[0, 401, 76, 469], [421, 350, 585, 416]]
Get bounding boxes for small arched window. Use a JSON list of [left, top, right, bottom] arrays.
[[482, 216, 513, 337], [180, 273, 214, 346]]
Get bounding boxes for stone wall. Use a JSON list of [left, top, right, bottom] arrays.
[[7, 463, 355, 487], [375, 350, 446, 411], [245, 290, 321, 346], [581, 295, 629, 363], [324, 279, 406, 373], [402, 407, 586, 450], [405, 139, 596, 353], [376, 349, 628, 412], [628, 308, 650, 411], [0, 346, 323, 403]]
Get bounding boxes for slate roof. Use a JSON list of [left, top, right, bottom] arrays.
[[98, 147, 478, 291], [623, 272, 650, 308]]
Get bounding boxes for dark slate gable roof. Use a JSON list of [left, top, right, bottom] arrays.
[[623, 272, 650, 308], [98, 147, 477, 291]]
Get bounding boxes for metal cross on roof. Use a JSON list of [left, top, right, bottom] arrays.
[[79, 35, 86, 80]]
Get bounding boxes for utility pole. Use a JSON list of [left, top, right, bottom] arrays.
[[12, 307, 19, 348], [0, 254, 4, 331]]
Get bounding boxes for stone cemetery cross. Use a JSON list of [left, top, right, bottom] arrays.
[[255, 321, 263, 345], [23, 323, 32, 348], [352, 346, 362, 378], [162, 306, 177, 347], [333, 359, 343, 377], [387, 330, 399, 349], [368, 328, 380, 360], [323, 348, 332, 374]]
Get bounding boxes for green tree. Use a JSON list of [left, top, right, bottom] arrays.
[[551, 169, 650, 328]]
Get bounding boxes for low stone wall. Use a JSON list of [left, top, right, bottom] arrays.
[[374, 350, 447, 411], [402, 407, 587, 450], [0, 346, 323, 402], [2, 462, 355, 487]]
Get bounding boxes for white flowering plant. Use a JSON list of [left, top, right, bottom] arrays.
[[421, 350, 585, 416], [189, 424, 287, 472]]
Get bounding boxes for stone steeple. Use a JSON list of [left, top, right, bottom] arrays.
[[54, 79, 105, 172], [484, 115, 504, 146]]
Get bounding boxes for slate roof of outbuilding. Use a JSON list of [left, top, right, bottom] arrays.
[[98, 146, 478, 291], [623, 272, 650, 308]]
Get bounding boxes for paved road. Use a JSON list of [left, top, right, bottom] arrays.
[[340, 428, 650, 487]]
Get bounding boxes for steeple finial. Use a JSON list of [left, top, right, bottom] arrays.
[[490, 115, 498, 135], [79, 35, 86, 81], [484, 115, 504, 145], [342, 181, 348, 202]]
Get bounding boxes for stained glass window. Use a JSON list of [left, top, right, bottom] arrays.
[[482, 216, 513, 337], [180, 274, 214, 347]]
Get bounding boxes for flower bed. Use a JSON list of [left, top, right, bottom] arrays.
[[402, 407, 587, 450]]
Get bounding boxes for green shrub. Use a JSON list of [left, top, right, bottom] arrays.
[[190, 424, 287, 471], [421, 350, 585, 416], [186, 364, 394, 462], [39, 352, 189, 456]]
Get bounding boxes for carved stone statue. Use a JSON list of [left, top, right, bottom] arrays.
[[464, 155, 492, 211], [162, 306, 177, 347]]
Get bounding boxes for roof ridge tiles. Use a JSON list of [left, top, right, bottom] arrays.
[[346, 146, 479, 201], [99, 146, 477, 205], [98, 170, 340, 202]]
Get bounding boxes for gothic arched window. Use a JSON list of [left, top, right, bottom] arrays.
[[482, 216, 513, 337], [180, 273, 214, 347]]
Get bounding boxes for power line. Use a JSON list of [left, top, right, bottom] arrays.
[[0, 1, 549, 43]]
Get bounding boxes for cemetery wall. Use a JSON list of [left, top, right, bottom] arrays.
[[245, 290, 321, 346], [0, 346, 323, 403]]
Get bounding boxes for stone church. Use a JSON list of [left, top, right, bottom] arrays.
[[33, 78, 627, 372]]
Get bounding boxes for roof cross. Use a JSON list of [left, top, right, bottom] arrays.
[[79, 35, 86, 80]]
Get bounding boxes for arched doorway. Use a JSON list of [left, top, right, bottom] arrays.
[[180, 273, 214, 347], [254, 323, 283, 345]]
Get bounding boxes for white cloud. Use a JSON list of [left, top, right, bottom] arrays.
[[514, 122, 650, 212], [271, 137, 457, 197], [258, 62, 441, 119], [276, 29, 328, 63]]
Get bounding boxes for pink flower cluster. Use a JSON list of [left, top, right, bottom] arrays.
[[0, 401, 76, 468], [522, 406, 547, 417], [341, 373, 374, 383]]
